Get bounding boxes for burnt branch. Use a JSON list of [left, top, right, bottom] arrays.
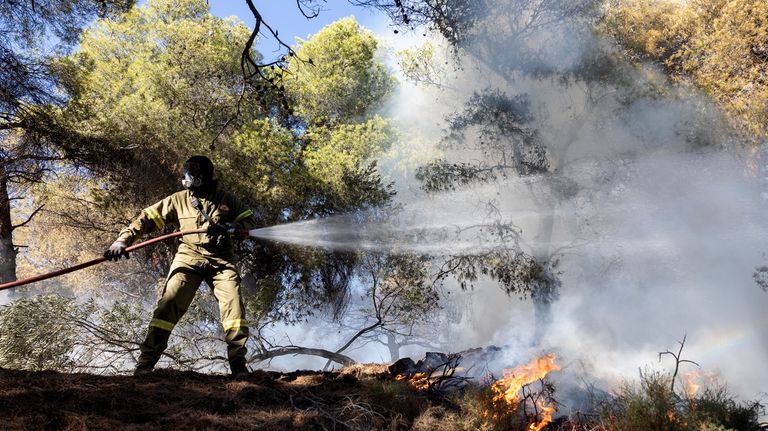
[[659, 333, 700, 396], [332, 320, 384, 360], [250, 346, 356, 366], [322, 261, 385, 370], [425, 354, 472, 393], [394, 353, 472, 396]]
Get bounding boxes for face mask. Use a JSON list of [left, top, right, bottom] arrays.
[[181, 171, 203, 189]]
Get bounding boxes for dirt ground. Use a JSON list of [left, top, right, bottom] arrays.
[[0, 364, 424, 431]]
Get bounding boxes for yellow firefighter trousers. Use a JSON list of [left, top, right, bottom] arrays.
[[137, 252, 249, 368]]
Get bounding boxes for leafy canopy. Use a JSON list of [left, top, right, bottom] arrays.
[[44, 1, 401, 322], [283, 17, 394, 124], [61, 0, 254, 158], [603, 0, 768, 137]]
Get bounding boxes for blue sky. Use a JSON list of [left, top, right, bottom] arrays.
[[208, 1, 389, 56]]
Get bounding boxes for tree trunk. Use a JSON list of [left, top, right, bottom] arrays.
[[0, 163, 17, 285], [528, 146, 572, 345], [386, 333, 400, 362], [530, 208, 556, 344]]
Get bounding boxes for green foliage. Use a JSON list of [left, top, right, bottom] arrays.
[[597, 368, 765, 431], [38, 3, 401, 324], [411, 87, 558, 301], [416, 160, 499, 192], [218, 114, 396, 320], [244, 277, 282, 323], [223, 118, 303, 213], [691, 387, 766, 431], [601, 370, 683, 431], [603, 0, 768, 137], [56, 0, 256, 200], [0, 292, 232, 374], [0, 295, 94, 371], [445, 91, 546, 174], [221, 115, 395, 218], [395, 41, 447, 87], [437, 249, 551, 299], [0, 294, 146, 373], [0, 0, 134, 113], [365, 253, 440, 326], [359, 0, 486, 47], [209, 19, 399, 321], [304, 117, 395, 194], [0, 0, 135, 284], [416, 90, 547, 192], [0, 0, 133, 47], [60, 1, 398, 220], [284, 17, 395, 124]]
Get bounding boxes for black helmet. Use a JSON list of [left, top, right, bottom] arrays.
[[181, 155, 214, 189]]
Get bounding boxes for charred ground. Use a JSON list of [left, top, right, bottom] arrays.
[[2, 363, 765, 431], [0, 364, 422, 430]]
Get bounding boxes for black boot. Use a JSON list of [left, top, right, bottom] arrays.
[[230, 360, 249, 379], [133, 362, 155, 376]]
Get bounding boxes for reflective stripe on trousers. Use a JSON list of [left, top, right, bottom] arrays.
[[137, 255, 249, 367]]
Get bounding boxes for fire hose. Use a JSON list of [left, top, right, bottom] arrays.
[[0, 228, 207, 292]]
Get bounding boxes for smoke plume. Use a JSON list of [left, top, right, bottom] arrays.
[[369, 0, 768, 405], [250, 1, 768, 410]]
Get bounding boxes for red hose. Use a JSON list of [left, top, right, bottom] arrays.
[[0, 229, 207, 291]]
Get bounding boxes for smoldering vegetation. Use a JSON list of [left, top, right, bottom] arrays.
[[2, 0, 767, 429], [249, 0, 768, 416], [382, 0, 768, 415]]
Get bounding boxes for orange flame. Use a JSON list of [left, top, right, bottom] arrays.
[[488, 354, 562, 429], [683, 371, 701, 399], [492, 354, 562, 404], [529, 402, 557, 431], [396, 372, 431, 391]]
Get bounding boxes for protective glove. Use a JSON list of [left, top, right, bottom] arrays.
[[104, 240, 129, 261], [207, 223, 249, 241], [207, 223, 229, 238]]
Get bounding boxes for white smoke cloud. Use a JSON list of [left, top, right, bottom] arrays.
[[368, 1, 768, 407], [251, 3, 768, 412]]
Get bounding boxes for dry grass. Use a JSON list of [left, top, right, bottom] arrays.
[[0, 365, 763, 430]]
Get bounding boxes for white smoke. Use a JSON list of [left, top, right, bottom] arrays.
[[367, 1, 768, 407], [247, 4, 768, 413]]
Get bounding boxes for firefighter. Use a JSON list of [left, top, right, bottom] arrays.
[[104, 155, 256, 378]]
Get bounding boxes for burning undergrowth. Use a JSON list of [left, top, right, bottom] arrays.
[[390, 350, 563, 430], [0, 349, 765, 431], [392, 349, 766, 431]]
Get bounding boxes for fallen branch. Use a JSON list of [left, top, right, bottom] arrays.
[[251, 346, 356, 366]]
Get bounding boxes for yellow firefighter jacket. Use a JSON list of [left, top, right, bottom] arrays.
[[117, 187, 257, 262]]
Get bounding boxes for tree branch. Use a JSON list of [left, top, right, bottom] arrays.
[[250, 346, 356, 366], [11, 204, 44, 230], [659, 334, 700, 395], [296, 0, 323, 19]]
